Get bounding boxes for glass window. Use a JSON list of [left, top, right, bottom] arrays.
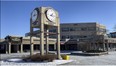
[[69, 35, 77, 39], [61, 36, 65, 39], [70, 35, 74, 39], [66, 35, 69, 38], [77, 35, 87, 38], [70, 28, 76, 31], [61, 35, 70, 39], [49, 29, 56, 32], [81, 27, 87, 31], [76, 28, 81, 31], [115, 34, 116, 37], [88, 27, 96, 31], [61, 27, 69, 32]]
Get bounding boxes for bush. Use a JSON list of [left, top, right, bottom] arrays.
[[23, 53, 57, 62]]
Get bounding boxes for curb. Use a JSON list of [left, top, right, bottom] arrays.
[[71, 52, 108, 56]]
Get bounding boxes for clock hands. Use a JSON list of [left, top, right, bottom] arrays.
[[32, 10, 38, 22], [50, 13, 53, 17], [46, 9, 56, 22], [50, 13, 55, 17], [33, 14, 36, 17]]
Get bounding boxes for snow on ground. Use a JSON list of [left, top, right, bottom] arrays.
[[1, 51, 116, 65], [66, 51, 116, 65], [0, 59, 73, 66]]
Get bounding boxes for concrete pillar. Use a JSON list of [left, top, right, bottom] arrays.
[[30, 37, 34, 56], [30, 21, 34, 56], [103, 43, 106, 51], [45, 28, 49, 54], [40, 12, 44, 55], [56, 25, 61, 59], [20, 44, 23, 53], [8, 43, 11, 54], [54, 43, 56, 50], [110, 44, 112, 51], [17, 44, 19, 53], [106, 42, 109, 53], [6, 44, 8, 54]]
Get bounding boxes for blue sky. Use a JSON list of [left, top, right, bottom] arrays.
[[1, 1, 116, 38]]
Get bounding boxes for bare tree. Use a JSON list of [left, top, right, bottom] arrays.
[[106, 29, 109, 34], [113, 24, 116, 31]]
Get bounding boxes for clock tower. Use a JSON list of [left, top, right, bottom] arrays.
[[30, 7, 61, 59]]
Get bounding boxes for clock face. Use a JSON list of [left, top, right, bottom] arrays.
[[46, 9, 56, 22], [31, 9, 38, 22]]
